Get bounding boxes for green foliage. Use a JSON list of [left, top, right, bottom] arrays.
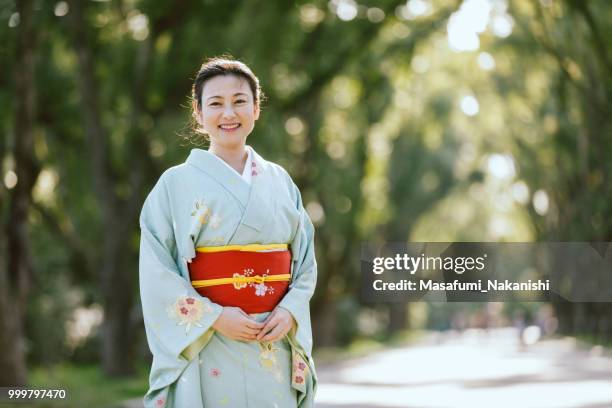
[[3, 0, 612, 379], [1, 363, 149, 408]]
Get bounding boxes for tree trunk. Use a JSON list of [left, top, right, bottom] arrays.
[[67, 0, 136, 376], [0, 275, 27, 386], [312, 301, 338, 348], [388, 303, 409, 335], [0, 0, 37, 386], [100, 242, 136, 375]]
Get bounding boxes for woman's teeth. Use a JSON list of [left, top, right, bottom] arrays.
[[219, 124, 240, 130]]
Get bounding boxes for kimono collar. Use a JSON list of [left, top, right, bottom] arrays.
[[185, 146, 268, 209], [242, 146, 254, 185]]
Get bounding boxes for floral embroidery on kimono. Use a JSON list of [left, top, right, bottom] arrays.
[[191, 198, 220, 227], [291, 349, 309, 392], [259, 342, 284, 382], [255, 282, 273, 296], [167, 295, 212, 334], [231, 268, 275, 296]]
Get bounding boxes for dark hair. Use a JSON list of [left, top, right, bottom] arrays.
[[191, 57, 263, 125]]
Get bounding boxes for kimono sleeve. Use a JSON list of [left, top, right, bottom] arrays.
[[139, 175, 223, 362], [278, 183, 317, 356]]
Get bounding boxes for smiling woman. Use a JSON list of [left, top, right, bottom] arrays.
[[139, 57, 317, 408], [191, 60, 261, 151], [195, 74, 260, 168]]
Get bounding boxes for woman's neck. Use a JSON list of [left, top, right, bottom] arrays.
[[209, 144, 248, 174]]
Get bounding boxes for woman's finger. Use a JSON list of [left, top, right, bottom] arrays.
[[243, 326, 261, 336], [238, 309, 265, 328], [262, 309, 277, 325], [257, 318, 278, 340], [245, 319, 265, 330], [234, 334, 253, 342], [260, 324, 285, 342]]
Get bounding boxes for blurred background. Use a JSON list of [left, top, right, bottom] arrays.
[[1, 0, 611, 406]]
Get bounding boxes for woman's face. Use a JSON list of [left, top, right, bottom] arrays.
[[197, 74, 260, 151]]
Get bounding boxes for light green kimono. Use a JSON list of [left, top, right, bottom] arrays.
[[139, 147, 317, 407]]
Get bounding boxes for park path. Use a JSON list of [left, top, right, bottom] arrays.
[[120, 328, 612, 408], [315, 328, 612, 408]]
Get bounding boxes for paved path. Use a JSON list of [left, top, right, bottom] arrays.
[[120, 328, 612, 408], [315, 328, 612, 408]]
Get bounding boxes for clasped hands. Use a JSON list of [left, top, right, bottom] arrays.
[[212, 306, 295, 342]]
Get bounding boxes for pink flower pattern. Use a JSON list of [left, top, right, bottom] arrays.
[[232, 268, 275, 297], [167, 295, 212, 334], [292, 351, 309, 387]]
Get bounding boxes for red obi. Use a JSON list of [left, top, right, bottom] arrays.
[[188, 245, 291, 314]]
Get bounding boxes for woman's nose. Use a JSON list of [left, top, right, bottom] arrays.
[[222, 105, 236, 118]]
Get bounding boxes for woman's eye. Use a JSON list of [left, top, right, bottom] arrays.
[[209, 102, 221, 107], [235, 100, 246, 104]]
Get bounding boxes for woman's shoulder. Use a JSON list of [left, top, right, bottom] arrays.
[[161, 161, 193, 180], [252, 149, 293, 183], [144, 162, 195, 203], [155, 161, 201, 188], [255, 153, 303, 204]]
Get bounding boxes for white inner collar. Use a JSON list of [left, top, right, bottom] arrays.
[[210, 146, 253, 185]]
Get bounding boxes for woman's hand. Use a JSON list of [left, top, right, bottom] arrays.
[[256, 307, 296, 342], [212, 306, 264, 341]]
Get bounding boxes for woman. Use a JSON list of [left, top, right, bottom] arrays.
[[139, 57, 317, 407]]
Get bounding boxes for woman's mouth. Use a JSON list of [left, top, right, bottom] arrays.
[[218, 123, 241, 132]]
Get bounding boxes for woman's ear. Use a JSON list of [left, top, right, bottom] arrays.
[[254, 103, 260, 121], [192, 99, 203, 125]]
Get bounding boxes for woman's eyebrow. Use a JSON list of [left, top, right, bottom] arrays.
[[206, 93, 248, 102]]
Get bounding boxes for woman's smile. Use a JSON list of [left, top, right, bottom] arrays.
[[219, 123, 241, 132]]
